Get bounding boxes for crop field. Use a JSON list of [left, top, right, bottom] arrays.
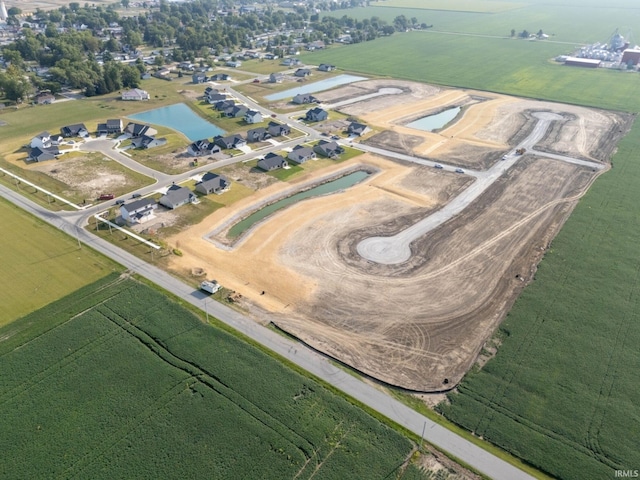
[[302, 32, 640, 112], [0, 276, 430, 479], [438, 119, 640, 480], [371, 0, 526, 13], [0, 197, 117, 326]]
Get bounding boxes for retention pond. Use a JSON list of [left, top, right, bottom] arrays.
[[228, 170, 370, 239], [407, 106, 461, 132], [129, 103, 225, 141], [265, 74, 367, 101]]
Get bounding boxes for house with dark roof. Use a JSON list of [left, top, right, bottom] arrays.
[[269, 72, 284, 83], [268, 121, 291, 137], [246, 127, 270, 143], [214, 134, 246, 150], [292, 93, 316, 105], [305, 107, 328, 122], [258, 153, 288, 171], [187, 139, 221, 156], [207, 93, 227, 104], [97, 119, 123, 135], [210, 73, 230, 81], [204, 86, 219, 96], [159, 184, 197, 209], [347, 122, 369, 136], [29, 146, 60, 162], [120, 198, 157, 224], [214, 100, 236, 115], [124, 122, 154, 138], [314, 140, 344, 158], [227, 104, 249, 118], [192, 73, 208, 83], [244, 110, 263, 124], [60, 123, 89, 137], [294, 68, 312, 78], [281, 57, 301, 67], [318, 64, 336, 72], [131, 135, 167, 149], [30, 131, 62, 149], [287, 145, 316, 164], [195, 172, 230, 195]]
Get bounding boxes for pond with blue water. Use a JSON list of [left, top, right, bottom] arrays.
[[129, 103, 225, 141], [407, 106, 461, 132], [228, 170, 370, 239], [265, 74, 368, 101]]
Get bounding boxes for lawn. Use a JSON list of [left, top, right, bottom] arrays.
[[0, 196, 118, 326], [0, 276, 429, 479]]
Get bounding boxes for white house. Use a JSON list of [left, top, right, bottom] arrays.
[[121, 88, 150, 101], [120, 198, 158, 224]]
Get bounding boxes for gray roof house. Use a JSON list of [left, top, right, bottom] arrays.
[[207, 93, 227, 104], [124, 122, 155, 138], [292, 93, 316, 105], [187, 139, 221, 156], [214, 134, 246, 150], [132, 135, 167, 149], [214, 100, 235, 113], [29, 146, 60, 162], [120, 198, 157, 224], [244, 110, 263, 124], [305, 107, 328, 122], [159, 184, 197, 209], [268, 121, 291, 137], [294, 68, 312, 77], [318, 64, 336, 72], [287, 145, 316, 164], [227, 104, 249, 118], [192, 72, 208, 83], [246, 127, 270, 143], [210, 73, 230, 81], [347, 122, 369, 136], [314, 139, 344, 158], [60, 123, 89, 137], [258, 152, 288, 171], [269, 72, 284, 83], [97, 119, 123, 135], [195, 172, 230, 195]]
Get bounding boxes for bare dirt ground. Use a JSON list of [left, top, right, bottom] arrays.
[[165, 81, 632, 391]]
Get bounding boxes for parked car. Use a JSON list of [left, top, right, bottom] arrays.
[[98, 193, 114, 200], [434, 163, 443, 169], [115, 199, 125, 205], [455, 168, 464, 173], [131, 193, 142, 198]]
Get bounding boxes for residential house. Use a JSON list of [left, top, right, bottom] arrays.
[[246, 127, 270, 143], [214, 134, 246, 150], [347, 122, 369, 136], [179, 62, 195, 70], [244, 110, 263, 124], [121, 88, 150, 101], [258, 152, 288, 171], [97, 119, 123, 135], [267, 121, 290, 137], [187, 139, 221, 156], [206, 93, 227, 104], [306, 41, 325, 51], [225, 60, 241, 68], [210, 73, 230, 81], [292, 93, 316, 105], [28, 146, 60, 162], [159, 184, 197, 209], [314, 139, 344, 159], [318, 64, 336, 72], [281, 57, 301, 67], [132, 135, 167, 149], [204, 86, 220, 96], [214, 100, 235, 113], [269, 72, 284, 83], [30, 131, 62, 149], [60, 123, 89, 137], [305, 107, 328, 122], [124, 122, 155, 138], [153, 68, 171, 80], [263, 53, 278, 60], [227, 104, 248, 118], [195, 172, 230, 195], [287, 145, 316, 164], [294, 68, 312, 78], [192, 72, 208, 84], [120, 198, 157, 224], [34, 92, 55, 104]]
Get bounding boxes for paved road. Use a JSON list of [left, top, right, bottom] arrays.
[[0, 182, 535, 480], [357, 112, 603, 264]]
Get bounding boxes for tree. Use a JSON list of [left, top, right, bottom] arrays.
[[121, 0, 130, 7], [519, 29, 529, 38], [69, 2, 80, 12], [7, 6, 21, 16], [511, 29, 516, 37], [0, 67, 33, 103]]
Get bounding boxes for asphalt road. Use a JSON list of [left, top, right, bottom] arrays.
[[0, 181, 535, 480]]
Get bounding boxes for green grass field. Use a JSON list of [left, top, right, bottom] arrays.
[[0, 197, 118, 326], [371, 0, 526, 13], [0, 276, 429, 479]]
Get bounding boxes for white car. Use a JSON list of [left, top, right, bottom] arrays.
[[455, 168, 464, 173], [434, 163, 443, 169]]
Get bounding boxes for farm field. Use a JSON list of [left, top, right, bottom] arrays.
[[0, 275, 436, 479], [0, 196, 117, 326], [438, 118, 640, 480], [371, 0, 526, 13], [302, 32, 640, 112]]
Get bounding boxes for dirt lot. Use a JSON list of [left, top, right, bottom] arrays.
[[165, 81, 632, 391]]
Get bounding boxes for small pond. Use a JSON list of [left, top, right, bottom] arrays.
[[406, 106, 461, 132], [228, 170, 370, 238], [265, 74, 368, 101], [129, 103, 224, 141]]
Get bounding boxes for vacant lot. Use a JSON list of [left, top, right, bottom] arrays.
[[0, 275, 433, 479], [0, 196, 117, 326]]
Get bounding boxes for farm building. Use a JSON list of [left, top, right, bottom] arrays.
[[120, 198, 157, 224], [258, 153, 288, 171], [195, 173, 230, 195], [159, 185, 197, 209], [621, 49, 640, 65], [564, 57, 601, 68]]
